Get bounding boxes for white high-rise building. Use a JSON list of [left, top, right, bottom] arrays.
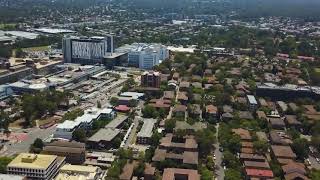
[[115, 43, 169, 69]]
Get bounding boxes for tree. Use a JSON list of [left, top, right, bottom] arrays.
[[225, 169, 242, 180], [110, 97, 119, 106], [0, 157, 14, 173], [311, 136, 320, 151], [128, 99, 138, 107], [199, 166, 214, 180], [196, 129, 216, 157], [150, 132, 162, 146], [311, 169, 320, 180], [164, 119, 176, 133], [30, 138, 44, 153], [15, 48, 26, 58], [142, 105, 158, 118], [0, 110, 10, 131], [133, 161, 145, 177], [97, 100, 101, 108], [72, 128, 86, 142], [292, 138, 309, 160], [253, 140, 269, 154], [112, 137, 122, 148], [223, 151, 241, 170], [62, 108, 84, 121], [270, 160, 282, 177]]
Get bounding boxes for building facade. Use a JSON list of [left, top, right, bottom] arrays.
[[116, 43, 169, 69], [141, 71, 161, 88], [63, 36, 114, 65], [7, 153, 65, 180], [42, 141, 86, 165]]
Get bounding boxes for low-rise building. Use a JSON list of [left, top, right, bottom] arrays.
[[54, 107, 115, 140], [136, 118, 157, 144], [85, 152, 115, 168], [87, 128, 121, 149], [153, 134, 199, 167], [172, 105, 187, 118], [271, 145, 297, 165], [55, 164, 102, 180], [42, 141, 86, 165], [205, 105, 218, 122], [162, 168, 200, 180], [188, 104, 201, 119], [7, 153, 65, 180]]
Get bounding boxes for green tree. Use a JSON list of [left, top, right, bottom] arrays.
[[128, 99, 138, 107], [164, 119, 176, 133], [30, 138, 44, 153], [133, 161, 145, 177], [112, 137, 122, 148], [253, 140, 269, 154], [0, 157, 14, 173], [225, 169, 242, 180], [223, 151, 241, 170], [97, 100, 101, 108], [199, 166, 214, 180], [15, 48, 26, 58], [72, 128, 86, 142], [142, 105, 158, 118], [196, 129, 216, 157], [110, 97, 119, 106], [0, 110, 10, 131], [292, 138, 309, 160], [311, 169, 320, 180], [311, 136, 320, 151]]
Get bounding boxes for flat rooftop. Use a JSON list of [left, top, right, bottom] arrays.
[[105, 115, 128, 129], [88, 128, 120, 142], [8, 153, 58, 170], [137, 118, 157, 138]]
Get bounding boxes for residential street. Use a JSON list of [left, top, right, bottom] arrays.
[[214, 123, 224, 180]]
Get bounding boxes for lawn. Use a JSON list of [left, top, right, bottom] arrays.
[[21, 46, 50, 52], [0, 23, 16, 30], [315, 68, 320, 73]]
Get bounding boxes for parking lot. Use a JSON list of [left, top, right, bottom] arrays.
[[0, 126, 56, 157]]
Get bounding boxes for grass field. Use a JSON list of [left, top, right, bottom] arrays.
[[0, 23, 16, 30], [314, 68, 320, 73], [22, 46, 50, 51]]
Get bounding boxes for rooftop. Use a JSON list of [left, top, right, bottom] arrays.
[[271, 145, 297, 159], [105, 115, 128, 129], [162, 168, 200, 180], [232, 128, 252, 141], [247, 95, 258, 105], [43, 140, 85, 154], [8, 153, 58, 170], [137, 118, 157, 138], [245, 168, 274, 178], [88, 128, 120, 142]]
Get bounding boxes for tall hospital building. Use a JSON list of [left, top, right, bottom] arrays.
[[63, 36, 114, 64], [116, 43, 169, 69]]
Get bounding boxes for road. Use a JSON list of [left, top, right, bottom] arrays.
[[309, 155, 320, 170], [123, 117, 140, 149], [0, 126, 56, 157], [214, 123, 225, 180]]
